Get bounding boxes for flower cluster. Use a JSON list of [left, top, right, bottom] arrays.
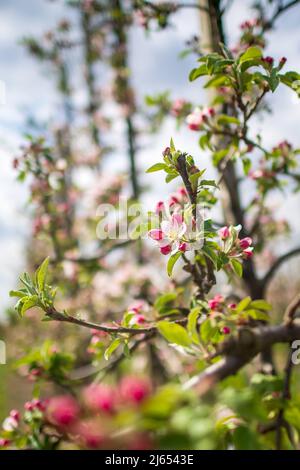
[[186, 107, 215, 131], [218, 225, 254, 260], [0, 377, 152, 450]]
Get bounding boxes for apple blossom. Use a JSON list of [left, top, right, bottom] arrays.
[[149, 212, 187, 255], [2, 416, 19, 432], [186, 107, 215, 131], [243, 247, 254, 259], [120, 376, 151, 404], [0, 438, 10, 448], [148, 229, 164, 241], [208, 294, 225, 310], [72, 419, 105, 449], [83, 384, 116, 414], [239, 237, 253, 249], [219, 226, 230, 240], [46, 395, 80, 427], [171, 98, 187, 117], [9, 410, 20, 422]]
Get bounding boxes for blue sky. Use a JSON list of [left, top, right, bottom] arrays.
[[0, 0, 300, 312]]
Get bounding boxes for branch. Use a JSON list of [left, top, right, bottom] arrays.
[[46, 307, 156, 336], [262, 0, 300, 31], [261, 247, 300, 292], [46, 307, 187, 337], [184, 319, 300, 396], [284, 293, 300, 324], [142, 1, 209, 13]]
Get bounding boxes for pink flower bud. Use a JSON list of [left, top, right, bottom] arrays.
[[228, 303, 237, 309], [262, 56, 274, 66], [9, 410, 20, 422], [148, 229, 164, 241], [171, 99, 186, 117], [73, 419, 104, 449], [83, 384, 115, 414], [178, 187, 188, 198], [218, 226, 230, 240], [179, 242, 188, 252], [186, 110, 203, 131], [280, 57, 287, 65], [31, 399, 45, 411], [162, 147, 171, 157], [120, 376, 151, 404], [243, 247, 254, 259], [24, 401, 34, 412], [46, 395, 80, 427], [222, 326, 231, 335], [208, 294, 224, 310], [128, 300, 145, 313], [135, 314, 146, 325], [160, 244, 172, 255], [239, 237, 252, 249], [155, 201, 164, 214], [169, 195, 180, 205], [0, 438, 10, 447]]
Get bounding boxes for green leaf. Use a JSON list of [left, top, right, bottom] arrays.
[[231, 259, 243, 278], [236, 296, 252, 313], [200, 318, 219, 343], [20, 295, 39, 316], [170, 137, 176, 152], [189, 64, 208, 81], [167, 252, 181, 277], [104, 338, 122, 361], [202, 245, 218, 268], [157, 321, 192, 348], [217, 114, 240, 126], [35, 257, 50, 291], [199, 179, 219, 188], [246, 309, 269, 321], [268, 70, 280, 92], [9, 290, 27, 298], [146, 163, 167, 173], [187, 307, 201, 344], [154, 292, 177, 313], [165, 172, 179, 183], [242, 157, 251, 175], [250, 300, 272, 311], [239, 58, 262, 73], [239, 47, 262, 64]]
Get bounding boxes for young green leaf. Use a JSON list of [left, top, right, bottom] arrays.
[[35, 257, 50, 291], [146, 163, 167, 173], [231, 259, 243, 278], [167, 252, 181, 277], [250, 300, 272, 311], [157, 321, 192, 348], [104, 338, 122, 361]]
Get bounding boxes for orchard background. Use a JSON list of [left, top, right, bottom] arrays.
[[1, 0, 300, 450]]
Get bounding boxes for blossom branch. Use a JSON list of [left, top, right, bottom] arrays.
[[184, 319, 300, 397]]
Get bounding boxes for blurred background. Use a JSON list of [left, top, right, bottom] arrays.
[[0, 0, 300, 421]]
